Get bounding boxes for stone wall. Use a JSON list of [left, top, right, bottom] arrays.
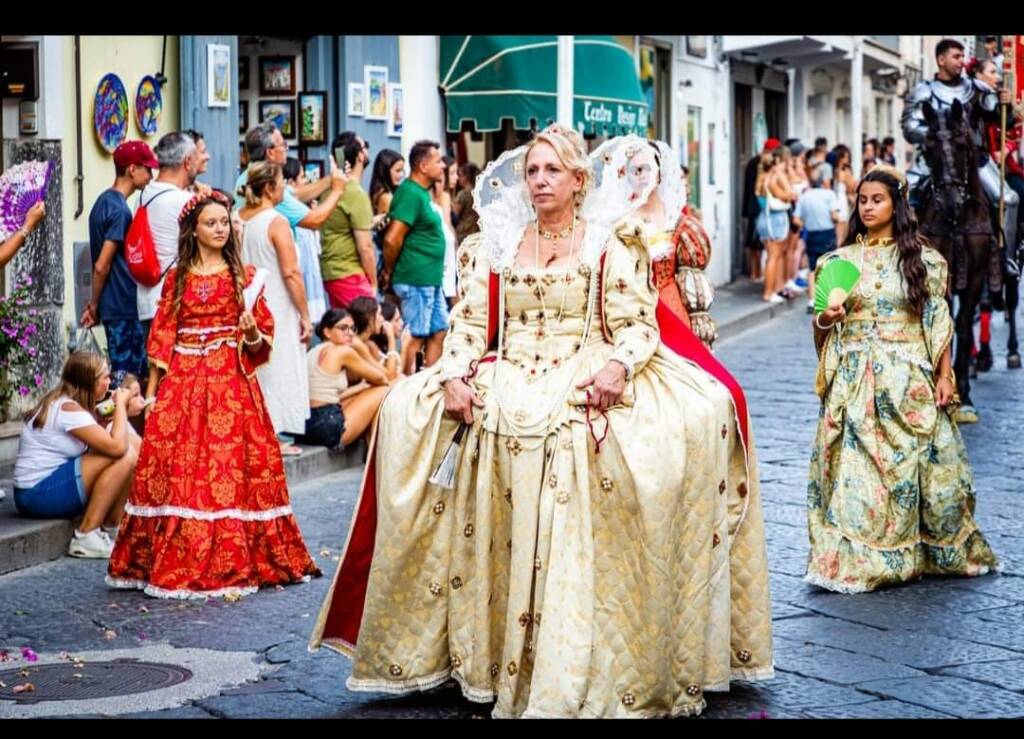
[[2, 139, 66, 422]]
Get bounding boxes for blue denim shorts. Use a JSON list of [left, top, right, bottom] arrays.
[[392, 283, 450, 338], [14, 457, 87, 519], [756, 210, 789, 242], [294, 404, 345, 449], [805, 229, 837, 270]]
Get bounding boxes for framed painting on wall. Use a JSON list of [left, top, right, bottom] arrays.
[[303, 160, 325, 182], [364, 65, 388, 121], [347, 82, 365, 117], [387, 84, 403, 138], [299, 91, 327, 146], [259, 55, 297, 96], [207, 44, 231, 108], [259, 99, 297, 140], [239, 56, 250, 90], [239, 100, 249, 134]]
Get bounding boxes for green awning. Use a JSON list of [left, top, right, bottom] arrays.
[[440, 36, 649, 135]]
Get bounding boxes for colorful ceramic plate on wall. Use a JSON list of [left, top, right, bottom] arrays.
[[135, 75, 162, 136], [94, 73, 129, 153]]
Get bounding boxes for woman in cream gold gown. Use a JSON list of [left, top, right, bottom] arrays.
[[310, 128, 773, 718]]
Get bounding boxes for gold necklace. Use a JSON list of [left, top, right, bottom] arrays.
[[855, 235, 894, 299], [190, 260, 228, 276], [537, 216, 577, 245]]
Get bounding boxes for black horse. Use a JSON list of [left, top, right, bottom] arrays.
[[915, 100, 995, 423]]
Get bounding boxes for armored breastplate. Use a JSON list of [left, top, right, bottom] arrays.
[[926, 77, 976, 111]]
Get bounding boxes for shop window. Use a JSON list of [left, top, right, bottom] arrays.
[[640, 42, 671, 140], [685, 36, 708, 60], [684, 106, 702, 210]]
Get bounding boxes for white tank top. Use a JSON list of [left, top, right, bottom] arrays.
[[307, 343, 349, 404]]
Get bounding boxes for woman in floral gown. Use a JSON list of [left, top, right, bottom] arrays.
[[309, 128, 773, 718], [806, 166, 999, 593], [107, 191, 320, 599]]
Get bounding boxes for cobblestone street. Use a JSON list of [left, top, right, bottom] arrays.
[[2, 306, 1023, 718]]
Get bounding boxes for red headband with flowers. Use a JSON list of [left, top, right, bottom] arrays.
[[178, 190, 231, 226]]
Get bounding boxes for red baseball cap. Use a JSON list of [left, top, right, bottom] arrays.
[[762, 137, 782, 153], [113, 140, 159, 170]]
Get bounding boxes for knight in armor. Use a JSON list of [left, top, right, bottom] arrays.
[[902, 38, 1019, 257]]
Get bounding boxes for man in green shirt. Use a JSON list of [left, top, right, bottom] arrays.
[[382, 140, 448, 369], [321, 132, 377, 308]]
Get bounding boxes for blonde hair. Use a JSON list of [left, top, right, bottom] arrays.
[[26, 352, 106, 429], [244, 161, 283, 208], [524, 124, 593, 209]]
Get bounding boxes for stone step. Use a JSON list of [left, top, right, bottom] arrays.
[[0, 442, 366, 577]]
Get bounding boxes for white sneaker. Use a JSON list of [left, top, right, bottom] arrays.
[[769, 294, 786, 305], [102, 524, 120, 542], [785, 279, 805, 294], [68, 528, 114, 559]]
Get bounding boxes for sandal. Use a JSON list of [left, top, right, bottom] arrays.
[[279, 443, 304, 457]]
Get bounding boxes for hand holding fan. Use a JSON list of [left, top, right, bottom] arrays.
[[814, 259, 861, 314], [0, 160, 53, 241]]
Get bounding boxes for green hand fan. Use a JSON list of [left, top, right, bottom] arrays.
[[814, 259, 861, 314]]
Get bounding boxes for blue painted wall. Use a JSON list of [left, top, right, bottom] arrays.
[[340, 36, 401, 191], [302, 36, 335, 168], [179, 35, 240, 193], [302, 36, 401, 190]]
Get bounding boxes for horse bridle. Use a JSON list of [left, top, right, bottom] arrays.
[[929, 114, 968, 225]]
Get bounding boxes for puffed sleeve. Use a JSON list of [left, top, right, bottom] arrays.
[[437, 233, 491, 383], [602, 222, 660, 380], [239, 265, 274, 378], [921, 247, 953, 370], [146, 269, 180, 372]]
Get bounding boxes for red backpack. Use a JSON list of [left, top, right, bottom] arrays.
[[124, 188, 173, 287]]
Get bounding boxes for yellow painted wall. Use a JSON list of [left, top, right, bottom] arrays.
[[57, 35, 180, 324]]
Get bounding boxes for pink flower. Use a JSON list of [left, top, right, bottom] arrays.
[[746, 710, 770, 719], [34, 374, 43, 387], [0, 650, 10, 662], [18, 386, 30, 396], [20, 647, 38, 662]]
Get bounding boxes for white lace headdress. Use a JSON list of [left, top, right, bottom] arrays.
[[471, 145, 534, 273], [470, 132, 689, 270], [586, 136, 686, 260]]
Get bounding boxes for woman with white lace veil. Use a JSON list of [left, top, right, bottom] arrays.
[[310, 126, 773, 718]]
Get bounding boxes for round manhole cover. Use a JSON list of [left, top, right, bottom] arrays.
[[0, 660, 192, 703]]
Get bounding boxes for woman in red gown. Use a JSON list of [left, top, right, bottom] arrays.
[[107, 191, 320, 599]]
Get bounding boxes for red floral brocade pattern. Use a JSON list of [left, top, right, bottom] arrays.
[[651, 251, 690, 328], [107, 267, 321, 598]]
